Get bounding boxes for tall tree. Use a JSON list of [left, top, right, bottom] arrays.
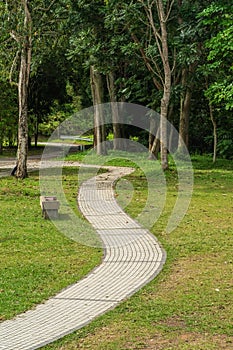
[[90, 65, 107, 155], [29, 47, 72, 146], [129, 0, 175, 169], [175, 0, 201, 153], [199, 1, 233, 160], [14, 0, 32, 178], [1, 0, 70, 177], [68, 1, 109, 155], [106, 72, 126, 151], [0, 0, 32, 178]]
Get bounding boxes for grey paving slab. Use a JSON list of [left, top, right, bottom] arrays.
[[0, 164, 166, 350]]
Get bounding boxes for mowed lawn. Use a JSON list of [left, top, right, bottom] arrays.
[[0, 156, 232, 349], [0, 167, 103, 320]]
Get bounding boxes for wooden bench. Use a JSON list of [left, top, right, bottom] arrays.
[[40, 196, 60, 219]]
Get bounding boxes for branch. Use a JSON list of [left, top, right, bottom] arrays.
[[10, 31, 21, 43], [171, 46, 176, 73], [139, 0, 162, 41], [165, 0, 175, 23], [9, 50, 19, 86], [131, 33, 163, 90], [147, 3, 165, 68], [34, 0, 57, 13], [147, 4, 162, 41], [147, 26, 163, 80], [23, 0, 32, 37], [150, 55, 164, 83], [24, 0, 32, 21], [137, 0, 165, 87]]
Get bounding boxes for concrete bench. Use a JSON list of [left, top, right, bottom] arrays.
[[40, 196, 60, 219]]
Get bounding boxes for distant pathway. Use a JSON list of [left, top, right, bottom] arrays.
[[0, 163, 166, 350]]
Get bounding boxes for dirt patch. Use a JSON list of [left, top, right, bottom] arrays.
[[158, 316, 186, 330], [140, 332, 233, 350]]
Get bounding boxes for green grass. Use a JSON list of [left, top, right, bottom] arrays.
[[65, 149, 139, 166], [0, 167, 102, 320], [1, 154, 233, 349], [41, 155, 233, 349]]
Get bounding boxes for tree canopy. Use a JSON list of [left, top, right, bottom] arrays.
[[0, 0, 232, 172]]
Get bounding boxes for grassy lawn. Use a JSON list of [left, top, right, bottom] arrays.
[[0, 155, 232, 349], [0, 167, 102, 320], [43, 156, 232, 350]]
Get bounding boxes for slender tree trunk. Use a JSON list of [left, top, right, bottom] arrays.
[[178, 66, 194, 153], [34, 97, 39, 147], [209, 103, 217, 163], [205, 78, 217, 163], [149, 117, 156, 152], [148, 117, 160, 159], [160, 112, 168, 170], [139, 0, 173, 169], [16, 49, 29, 178], [90, 65, 107, 155], [15, 0, 32, 179], [106, 72, 126, 150], [157, 0, 171, 170], [34, 115, 39, 147], [167, 103, 177, 153]]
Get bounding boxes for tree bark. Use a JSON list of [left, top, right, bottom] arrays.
[[178, 66, 194, 153], [139, 0, 174, 169], [156, 0, 172, 170], [167, 103, 177, 153], [106, 72, 126, 150], [90, 65, 107, 155], [15, 0, 32, 179], [209, 102, 217, 163], [205, 78, 217, 163], [148, 116, 160, 159], [34, 114, 39, 147], [149, 117, 156, 152]]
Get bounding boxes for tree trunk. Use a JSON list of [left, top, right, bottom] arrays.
[[28, 135, 32, 148], [90, 65, 107, 155], [149, 117, 156, 152], [106, 72, 126, 150], [148, 117, 160, 159], [16, 49, 29, 179], [157, 0, 171, 170], [140, 0, 173, 168], [178, 67, 194, 153], [34, 115, 39, 147], [209, 103, 217, 163], [205, 78, 217, 163], [167, 103, 177, 153], [15, 0, 32, 179]]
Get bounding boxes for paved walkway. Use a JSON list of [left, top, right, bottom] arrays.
[[0, 164, 166, 350]]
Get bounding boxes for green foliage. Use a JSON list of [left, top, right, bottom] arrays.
[[0, 81, 18, 147], [205, 81, 233, 111], [199, 2, 233, 110], [0, 0, 232, 160], [38, 102, 77, 136], [216, 129, 233, 160], [0, 0, 75, 142]]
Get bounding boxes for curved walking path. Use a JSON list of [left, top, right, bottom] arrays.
[[0, 164, 166, 350]]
